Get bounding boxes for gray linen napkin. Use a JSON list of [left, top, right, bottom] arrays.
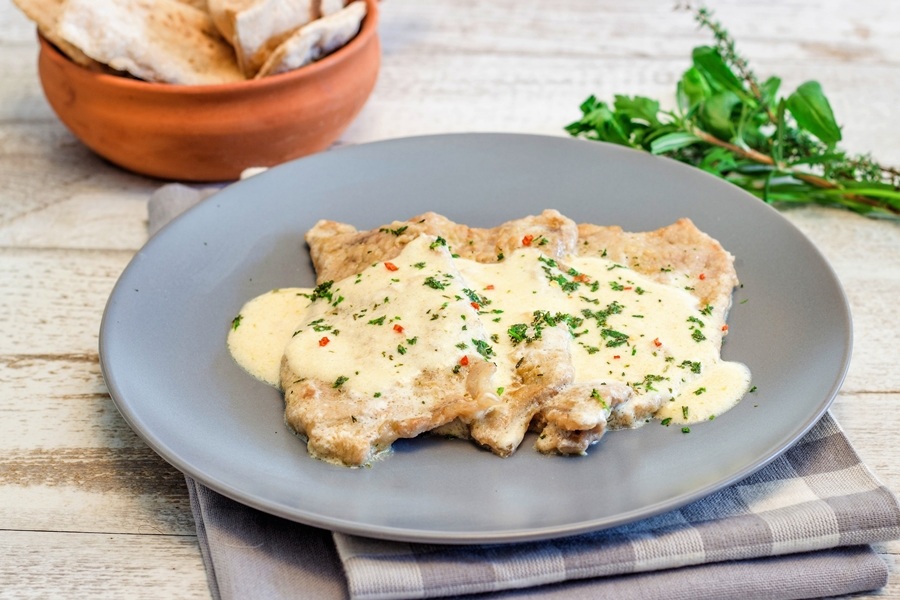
[[149, 183, 900, 600]]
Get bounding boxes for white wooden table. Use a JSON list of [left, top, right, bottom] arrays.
[[1, 1, 897, 597]]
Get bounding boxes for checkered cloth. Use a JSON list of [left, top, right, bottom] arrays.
[[332, 413, 900, 599], [151, 185, 900, 600]]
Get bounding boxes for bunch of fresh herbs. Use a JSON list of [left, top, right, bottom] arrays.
[[565, 6, 900, 218]]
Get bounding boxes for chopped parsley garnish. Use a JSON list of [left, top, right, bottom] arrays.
[[429, 236, 447, 249], [634, 373, 666, 392], [581, 301, 624, 328], [231, 314, 242, 330], [333, 376, 349, 388], [687, 315, 705, 328], [302, 280, 335, 303], [538, 256, 557, 268], [367, 316, 387, 325], [540, 310, 584, 332], [537, 256, 582, 292], [462, 288, 490, 306], [423, 276, 447, 290], [471, 338, 495, 359], [308, 318, 333, 332], [691, 329, 707, 342], [508, 323, 529, 344], [679, 360, 702, 374], [601, 328, 629, 347], [590, 388, 608, 409], [379, 225, 409, 236], [508, 310, 585, 346]]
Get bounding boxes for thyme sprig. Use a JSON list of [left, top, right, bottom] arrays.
[[566, 6, 900, 219]]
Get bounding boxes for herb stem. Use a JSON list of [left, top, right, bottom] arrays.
[[690, 128, 900, 216]]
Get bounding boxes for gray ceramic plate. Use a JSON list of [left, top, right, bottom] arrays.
[[99, 133, 851, 544]]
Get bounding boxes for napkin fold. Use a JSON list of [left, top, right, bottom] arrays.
[[149, 183, 900, 600]]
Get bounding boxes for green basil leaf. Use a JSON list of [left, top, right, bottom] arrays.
[[578, 95, 600, 115], [786, 81, 842, 146], [613, 95, 661, 126], [760, 76, 781, 108], [699, 91, 741, 139], [564, 96, 605, 136], [649, 132, 702, 154], [698, 147, 738, 175], [677, 66, 713, 114], [691, 46, 752, 104]]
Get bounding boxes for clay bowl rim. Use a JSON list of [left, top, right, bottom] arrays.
[[38, 0, 380, 96]]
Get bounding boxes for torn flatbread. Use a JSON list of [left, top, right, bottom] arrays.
[[12, 0, 103, 69], [57, 0, 244, 84], [254, 0, 366, 78], [319, 0, 349, 16], [208, 0, 318, 77]]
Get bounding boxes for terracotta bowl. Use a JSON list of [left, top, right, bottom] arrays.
[[37, 0, 380, 182]]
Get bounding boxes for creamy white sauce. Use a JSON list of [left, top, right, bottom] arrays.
[[227, 287, 312, 386], [228, 234, 751, 425]]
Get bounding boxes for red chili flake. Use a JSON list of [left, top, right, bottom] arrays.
[[613, 355, 621, 360], [623, 286, 633, 291], [653, 338, 662, 347], [485, 284, 495, 290], [522, 234, 534, 246], [471, 302, 481, 310], [699, 273, 706, 280], [384, 262, 399, 271], [393, 323, 404, 334], [721, 324, 729, 332], [573, 274, 591, 283], [318, 337, 330, 347], [459, 355, 469, 366]]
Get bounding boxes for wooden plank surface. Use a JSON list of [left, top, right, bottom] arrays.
[[1, 0, 897, 598]]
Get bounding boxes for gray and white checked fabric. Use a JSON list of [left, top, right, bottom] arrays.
[[332, 413, 900, 599], [183, 413, 899, 600], [151, 185, 900, 600]]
